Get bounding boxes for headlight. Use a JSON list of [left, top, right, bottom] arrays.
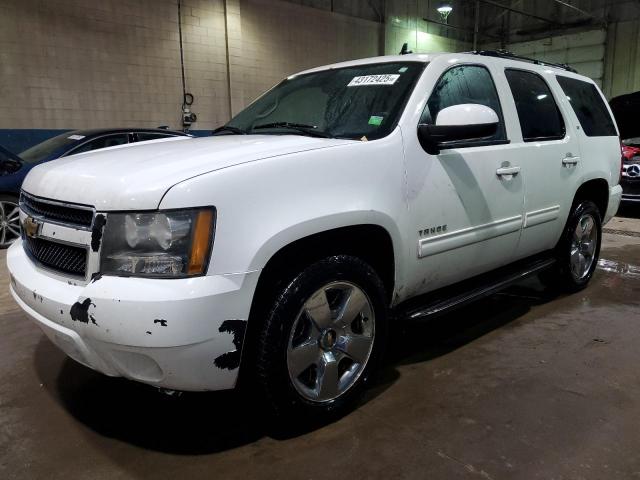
[[100, 208, 215, 277]]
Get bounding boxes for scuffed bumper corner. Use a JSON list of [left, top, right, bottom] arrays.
[[604, 184, 623, 225], [7, 239, 259, 392]]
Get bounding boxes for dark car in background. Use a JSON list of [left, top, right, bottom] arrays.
[[620, 139, 640, 203], [610, 92, 640, 204], [0, 128, 190, 247]]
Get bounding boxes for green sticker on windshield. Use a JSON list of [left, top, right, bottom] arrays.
[[398, 67, 408, 73], [368, 115, 384, 126]]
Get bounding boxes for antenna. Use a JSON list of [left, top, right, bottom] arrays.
[[400, 43, 413, 55]]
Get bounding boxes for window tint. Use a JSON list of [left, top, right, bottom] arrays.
[[421, 64, 506, 143], [136, 132, 174, 141], [556, 76, 617, 137], [72, 134, 129, 154], [505, 69, 565, 141]]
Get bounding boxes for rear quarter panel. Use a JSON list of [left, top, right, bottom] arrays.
[[554, 75, 620, 189]]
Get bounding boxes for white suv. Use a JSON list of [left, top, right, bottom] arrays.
[[7, 52, 622, 420]]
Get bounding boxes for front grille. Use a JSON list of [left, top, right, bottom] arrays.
[[24, 236, 87, 277], [20, 193, 93, 228]]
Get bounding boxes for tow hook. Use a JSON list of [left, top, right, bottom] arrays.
[[158, 388, 183, 397]]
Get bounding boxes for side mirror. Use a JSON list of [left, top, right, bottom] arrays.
[[417, 104, 499, 155], [0, 159, 22, 175]]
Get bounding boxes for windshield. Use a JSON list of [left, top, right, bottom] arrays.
[[623, 137, 640, 147], [227, 61, 426, 140], [19, 132, 84, 164]]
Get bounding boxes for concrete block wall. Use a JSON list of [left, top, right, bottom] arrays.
[[0, 0, 384, 146], [603, 19, 640, 99], [0, 0, 230, 132], [236, 0, 383, 113]]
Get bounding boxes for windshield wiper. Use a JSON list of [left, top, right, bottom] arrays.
[[253, 122, 333, 138], [212, 125, 247, 136]]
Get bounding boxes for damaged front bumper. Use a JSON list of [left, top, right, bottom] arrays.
[[7, 239, 258, 391]]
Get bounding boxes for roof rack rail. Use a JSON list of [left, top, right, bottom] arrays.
[[472, 50, 578, 74]]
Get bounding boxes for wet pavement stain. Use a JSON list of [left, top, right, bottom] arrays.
[[1, 227, 640, 479]]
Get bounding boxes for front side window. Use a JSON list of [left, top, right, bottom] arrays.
[[420, 64, 507, 144], [505, 69, 565, 142], [227, 62, 426, 140], [556, 76, 617, 137]]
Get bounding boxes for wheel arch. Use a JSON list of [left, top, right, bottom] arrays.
[[238, 219, 399, 388], [0, 191, 20, 199], [573, 178, 609, 220], [250, 220, 399, 307]]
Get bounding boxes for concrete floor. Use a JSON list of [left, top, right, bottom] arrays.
[[2, 213, 640, 480]]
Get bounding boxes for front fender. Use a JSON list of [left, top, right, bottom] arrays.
[[247, 209, 405, 286], [159, 134, 408, 292]]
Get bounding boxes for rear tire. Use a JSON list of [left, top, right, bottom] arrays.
[[541, 200, 602, 292], [255, 255, 388, 423], [0, 194, 20, 249]]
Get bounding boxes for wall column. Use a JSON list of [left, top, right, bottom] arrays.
[[224, 0, 243, 118]]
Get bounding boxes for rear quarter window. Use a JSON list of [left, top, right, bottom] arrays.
[[556, 76, 617, 137]]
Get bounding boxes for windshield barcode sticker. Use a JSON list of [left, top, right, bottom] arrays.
[[67, 134, 85, 140], [348, 74, 400, 87]]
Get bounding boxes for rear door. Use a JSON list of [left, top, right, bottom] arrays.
[[499, 68, 582, 259]]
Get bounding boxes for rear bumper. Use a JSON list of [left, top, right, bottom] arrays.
[[7, 239, 259, 391], [604, 184, 623, 224]]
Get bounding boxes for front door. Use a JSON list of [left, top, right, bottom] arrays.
[[401, 62, 525, 298]]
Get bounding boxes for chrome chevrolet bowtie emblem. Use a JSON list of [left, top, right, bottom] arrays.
[[628, 164, 640, 178], [22, 216, 42, 238]]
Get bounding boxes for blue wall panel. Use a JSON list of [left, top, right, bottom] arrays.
[[0, 129, 211, 154]]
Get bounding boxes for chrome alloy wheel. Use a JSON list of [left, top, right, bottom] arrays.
[[286, 281, 375, 403], [0, 200, 20, 248], [570, 213, 598, 280]]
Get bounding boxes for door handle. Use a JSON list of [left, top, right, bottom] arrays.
[[562, 156, 580, 166], [496, 166, 521, 177]]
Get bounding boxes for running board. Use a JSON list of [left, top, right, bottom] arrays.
[[397, 255, 556, 322]]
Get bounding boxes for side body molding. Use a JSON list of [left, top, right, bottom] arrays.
[[418, 215, 523, 258]]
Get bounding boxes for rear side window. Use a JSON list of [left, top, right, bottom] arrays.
[[136, 132, 174, 141], [556, 76, 617, 137], [421, 64, 507, 143], [505, 69, 565, 142]]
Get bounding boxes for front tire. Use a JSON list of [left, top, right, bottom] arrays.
[[543, 200, 602, 292], [0, 194, 20, 249], [255, 255, 388, 421]]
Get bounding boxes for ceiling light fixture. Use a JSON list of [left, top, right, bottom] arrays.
[[436, 2, 453, 23]]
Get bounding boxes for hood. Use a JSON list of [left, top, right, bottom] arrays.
[[22, 135, 352, 210], [610, 91, 640, 140]]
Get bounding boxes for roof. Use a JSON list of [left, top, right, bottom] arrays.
[[68, 128, 189, 137], [295, 53, 440, 76], [294, 51, 586, 79]]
